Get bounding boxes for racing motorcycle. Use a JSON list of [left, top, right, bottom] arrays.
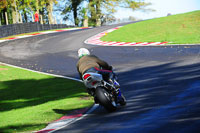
[[82, 71, 126, 112]]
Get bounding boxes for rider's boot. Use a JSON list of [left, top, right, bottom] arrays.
[[94, 96, 99, 104], [87, 88, 99, 104], [86, 88, 95, 96]]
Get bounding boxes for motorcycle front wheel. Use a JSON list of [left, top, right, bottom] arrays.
[[95, 87, 117, 112]]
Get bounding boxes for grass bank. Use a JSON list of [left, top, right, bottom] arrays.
[[0, 64, 93, 133], [101, 10, 200, 44]]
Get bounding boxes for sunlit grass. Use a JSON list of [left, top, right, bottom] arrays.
[[101, 10, 200, 44], [0, 64, 93, 132]]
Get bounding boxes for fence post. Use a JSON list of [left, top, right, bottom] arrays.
[[19, 13, 23, 23], [40, 15, 43, 24], [14, 0, 19, 23], [32, 14, 34, 22], [5, 12, 8, 25]]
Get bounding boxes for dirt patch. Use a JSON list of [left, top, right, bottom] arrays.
[[80, 96, 92, 100], [0, 64, 6, 66], [0, 68, 8, 71]]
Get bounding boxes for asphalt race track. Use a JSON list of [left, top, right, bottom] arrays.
[[0, 23, 200, 133]]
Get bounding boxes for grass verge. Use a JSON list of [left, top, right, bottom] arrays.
[[101, 10, 200, 44], [0, 64, 93, 133]]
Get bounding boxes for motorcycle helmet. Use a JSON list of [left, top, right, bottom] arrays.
[[78, 48, 90, 58]]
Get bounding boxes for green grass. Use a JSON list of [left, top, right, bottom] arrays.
[[0, 64, 93, 133], [101, 10, 200, 44]]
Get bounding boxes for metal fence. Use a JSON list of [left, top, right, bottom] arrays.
[[0, 23, 75, 38]]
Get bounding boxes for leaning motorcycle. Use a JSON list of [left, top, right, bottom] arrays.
[[82, 72, 126, 112]]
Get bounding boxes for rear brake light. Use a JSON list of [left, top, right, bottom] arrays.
[[92, 81, 97, 85], [83, 74, 91, 80]]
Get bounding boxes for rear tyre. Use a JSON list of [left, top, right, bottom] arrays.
[[96, 87, 117, 112]]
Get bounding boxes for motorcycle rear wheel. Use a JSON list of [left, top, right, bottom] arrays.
[[96, 87, 117, 112]]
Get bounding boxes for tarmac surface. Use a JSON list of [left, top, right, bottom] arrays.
[[0, 23, 200, 133]]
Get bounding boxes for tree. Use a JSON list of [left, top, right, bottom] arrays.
[[88, 0, 96, 26], [46, 0, 58, 24], [87, 0, 152, 26], [61, 0, 84, 26], [0, 0, 7, 25], [0, 0, 152, 26], [46, 0, 54, 24], [30, 0, 57, 24], [58, 0, 152, 26], [79, 7, 88, 27], [11, 0, 18, 23], [0, 0, 58, 25], [17, 0, 33, 23], [0, 0, 14, 25]]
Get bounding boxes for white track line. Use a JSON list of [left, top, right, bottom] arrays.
[[0, 40, 6, 43], [0, 62, 81, 82], [84, 27, 171, 46], [49, 104, 99, 133], [0, 27, 92, 44]]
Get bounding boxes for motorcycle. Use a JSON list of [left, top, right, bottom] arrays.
[[82, 72, 126, 112]]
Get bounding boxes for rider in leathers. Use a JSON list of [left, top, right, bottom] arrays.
[[77, 48, 123, 104], [77, 51, 113, 81]]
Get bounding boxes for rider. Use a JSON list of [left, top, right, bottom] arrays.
[[77, 48, 113, 81], [76, 48, 123, 103]]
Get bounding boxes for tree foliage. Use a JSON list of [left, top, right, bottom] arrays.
[[0, 0, 57, 25], [87, 0, 152, 26], [0, 0, 152, 26], [61, 0, 84, 26], [0, 0, 7, 11]]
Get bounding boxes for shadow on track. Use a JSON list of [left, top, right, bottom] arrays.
[[56, 61, 200, 133], [116, 61, 200, 132]]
